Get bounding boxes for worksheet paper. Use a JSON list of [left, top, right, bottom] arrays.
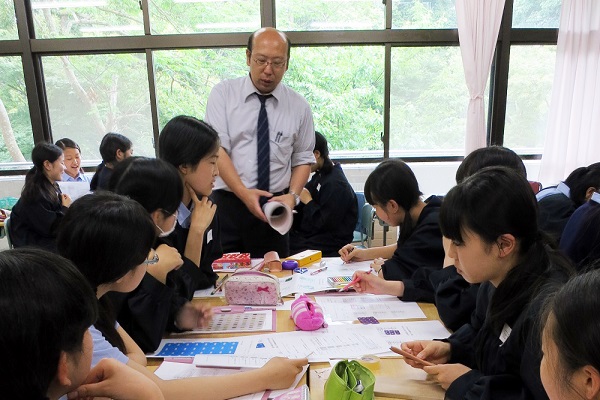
[[314, 294, 426, 322], [179, 310, 275, 334], [375, 320, 451, 356], [154, 361, 308, 400]]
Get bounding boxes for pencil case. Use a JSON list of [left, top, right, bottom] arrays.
[[224, 269, 283, 306], [290, 294, 326, 331]]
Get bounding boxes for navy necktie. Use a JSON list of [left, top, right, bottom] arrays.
[[256, 94, 272, 191]]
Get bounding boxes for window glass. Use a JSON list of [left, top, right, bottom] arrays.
[[153, 48, 248, 128], [42, 53, 153, 161], [0, 57, 34, 165], [392, 0, 456, 29], [0, 0, 18, 40], [277, 0, 385, 31], [390, 46, 471, 156], [504, 45, 556, 152], [286, 46, 384, 156], [512, 0, 561, 28], [31, 0, 143, 38], [149, 0, 260, 34]]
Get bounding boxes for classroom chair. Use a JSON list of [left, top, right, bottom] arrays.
[[352, 192, 366, 243], [4, 216, 13, 249]]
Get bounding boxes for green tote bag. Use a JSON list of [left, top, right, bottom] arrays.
[[324, 360, 376, 400]]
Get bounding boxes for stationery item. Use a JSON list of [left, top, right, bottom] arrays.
[[338, 270, 373, 292], [327, 276, 353, 289], [282, 259, 299, 270], [390, 346, 436, 366], [357, 355, 381, 371], [271, 385, 310, 400], [290, 294, 326, 331], [154, 341, 239, 357], [210, 274, 230, 295], [251, 251, 283, 272], [212, 253, 251, 271], [315, 295, 426, 322], [189, 310, 275, 334], [293, 267, 308, 274], [286, 249, 322, 267], [310, 265, 328, 275], [224, 269, 283, 306], [357, 316, 380, 325], [324, 360, 375, 400]]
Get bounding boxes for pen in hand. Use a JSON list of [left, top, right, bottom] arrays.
[[211, 274, 230, 295], [338, 269, 372, 292]]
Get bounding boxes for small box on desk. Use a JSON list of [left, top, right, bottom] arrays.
[[212, 253, 251, 271], [286, 250, 322, 267]]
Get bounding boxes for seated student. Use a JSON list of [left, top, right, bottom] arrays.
[[158, 115, 222, 291], [540, 268, 600, 400], [339, 159, 445, 302], [10, 142, 72, 251], [57, 193, 307, 400], [559, 191, 600, 269], [0, 248, 162, 400], [388, 167, 572, 400], [108, 156, 213, 352], [536, 162, 600, 243], [55, 138, 92, 183], [89, 132, 133, 191], [432, 146, 529, 331], [290, 131, 358, 257]]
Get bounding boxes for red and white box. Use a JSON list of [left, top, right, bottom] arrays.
[[212, 253, 252, 271]]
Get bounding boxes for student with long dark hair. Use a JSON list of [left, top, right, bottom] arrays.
[[108, 156, 212, 352], [397, 167, 572, 400], [340, 159, 445, 302], [540, 269, 600, 400], [89, 132, 133, 191], [55, 137, 91, 183], [10, 142, 71, 251], [57, 193, 307, 400], [536, 162, 600, 242], [0, 248, 162, 400], [158, 115, 221, 291], [290, 131, 358, 256]]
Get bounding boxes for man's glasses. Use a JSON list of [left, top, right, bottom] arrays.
[[143, 252, 159, 265], [253, 57, 286, 70]]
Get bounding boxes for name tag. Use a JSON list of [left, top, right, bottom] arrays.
[[499, 323, 512, 345], [317, 183, 321, 192], [207, 229, 213, 244]]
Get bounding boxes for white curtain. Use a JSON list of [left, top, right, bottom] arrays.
[[538, 0, 600, 185], [456, 0, 506, 154]]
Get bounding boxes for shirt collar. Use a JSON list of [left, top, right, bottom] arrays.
[[592, 192, 600, 204], [177, 201, 193, 229], [242, 74, 282, 103], [556, 181, 571, 197]]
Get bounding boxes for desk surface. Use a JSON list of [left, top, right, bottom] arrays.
[[148, 265, 446, 400]]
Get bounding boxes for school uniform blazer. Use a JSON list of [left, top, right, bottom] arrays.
[[291, 163, 358, 257], [560, 199, 600, 268], [381, 195, 445, 303], [168, 212, 221, 296], [445, 270, 568, 400], [537, 192, 576, 244], [10, 195, 66, 252], [429, 266, 480, 332]]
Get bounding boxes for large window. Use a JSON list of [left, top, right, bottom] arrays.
[[512, 0, 561, 28], [0, 0, 18, 40], [43, 53, 153, 160], [0, 57, 33, 164], [392, 0, 456, 29], [390, 46, 469, 156]]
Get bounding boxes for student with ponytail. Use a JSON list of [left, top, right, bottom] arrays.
[[11, 142, 71, 251], [339, 159, 445, 302], [397, 167, 572, 400]]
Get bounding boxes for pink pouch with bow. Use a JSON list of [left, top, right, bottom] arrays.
[[224, 269, 283, 306], [290, 294, 326, 331]]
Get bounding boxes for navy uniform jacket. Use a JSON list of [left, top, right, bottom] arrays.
[[537, 192, 576, 244], [290, 163, 358, 257], [445, 270, 568, 400], [560, 197, 600, 269], [111, 212, 221, 353], [381, 196, 445, 303], [10, 194, 66, 252]]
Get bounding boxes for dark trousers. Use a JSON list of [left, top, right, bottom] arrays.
[[212, 190, 290, 258]]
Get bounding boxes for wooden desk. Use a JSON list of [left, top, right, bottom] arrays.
[[148, 271, 446, 400]]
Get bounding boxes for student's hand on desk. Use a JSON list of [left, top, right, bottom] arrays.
[[187, 183, 217, 233], [260, 357, 308, 389], [147, 244, 183, 283], [61, 193, 72, 207], [175, 301, 214, 330], [239, 187, 270, 222], [401, 340, 451, 367], [422, 363, 471, 390], [339, 244, 367, 262], [67, 358, 163, 400], [352, 270, 404, 297]]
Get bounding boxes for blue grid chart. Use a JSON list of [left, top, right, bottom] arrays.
[[156, 341, 239, 357]]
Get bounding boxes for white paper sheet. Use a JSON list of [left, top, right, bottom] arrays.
[[57, 181, 91, 201], [314, 294, 426, 322], [263, 201, 293, 235]]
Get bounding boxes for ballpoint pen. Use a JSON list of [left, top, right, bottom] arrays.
[[310, 265, 328, 275], [210, 274, 230, 295], [338, 269, 372, 292]]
